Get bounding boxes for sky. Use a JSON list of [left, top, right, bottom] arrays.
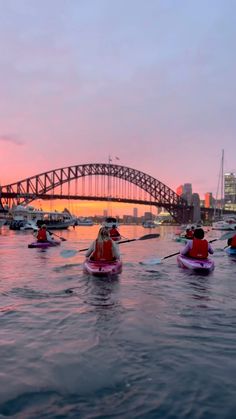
[[1, 0, 236, 213]]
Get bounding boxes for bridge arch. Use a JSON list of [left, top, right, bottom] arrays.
[[0, 163, 192, 223]]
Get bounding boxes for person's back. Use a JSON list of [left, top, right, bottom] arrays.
[[86, 227, 120, 261], [181, 228, 213, 259], [36, 224, 54, 243], [37, 225, 47, 242]]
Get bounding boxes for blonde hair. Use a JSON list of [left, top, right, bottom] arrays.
[[96, 227, 111, 258]]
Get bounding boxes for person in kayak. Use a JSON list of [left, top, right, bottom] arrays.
[[185, 227, 194, 239], [227, 233, 236, 248], [36, 224, 54, 243], [109, 224, 121, 240], [181, 228, 214, 259], [86, 227, 120, 261]]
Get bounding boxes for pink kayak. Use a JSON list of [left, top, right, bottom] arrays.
[[177, 254, 214, 273], [83, 258, 122, 276], [28, 241, 61, 249]]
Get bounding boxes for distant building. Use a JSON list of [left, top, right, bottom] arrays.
[[144, 211, 153, 221], [224, 172, 236, 210], [103, 209, 108, 217], [183, 183, 192, 205], [133, 207, 138, 219], [191, 193, 201, 223], [176, 185, 183, 196], [205, 192, 214, 208]]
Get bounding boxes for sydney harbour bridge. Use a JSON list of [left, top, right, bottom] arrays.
[[0, 163, 217, 224]]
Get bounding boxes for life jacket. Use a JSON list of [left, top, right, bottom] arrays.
[[110, 228, 120, 237], [91, 239, 114, 261], [185, 230, 194, 239], [231, 235, 236, 248], [37, 228, 47, 242], [188, 238, 208, 259]]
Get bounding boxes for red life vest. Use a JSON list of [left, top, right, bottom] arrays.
[[188, 238, 208, 259], [37, 228, 47, 242], [186, 230, 194, 239], [231, 235, 236, 248], [110, 228, 120, 237], [92, 239, 114, 261]]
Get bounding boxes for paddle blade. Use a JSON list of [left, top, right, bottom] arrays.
[[140, 258, 162, 265], [139, 233, 160, 240], [219, 231, 236, 241], [59, 237, 67, 241], [60, 249, 78, 258]]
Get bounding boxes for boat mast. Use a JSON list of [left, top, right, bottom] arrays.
[[213, 149, 224, 220], [220, 149, 224, 217]]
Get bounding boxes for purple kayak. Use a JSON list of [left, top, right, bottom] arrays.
[[28, 241, 61, 249], [177, 254, 214, 273], [83, 258, 122, 277]]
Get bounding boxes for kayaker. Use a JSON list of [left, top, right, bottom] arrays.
[[36, 224, 54, 243], [181, 228, 214, 258], [227, 233, 236, 248], [85, 227, 120, 261], [109, 224, 121, 239], [185, 227, 194, 239]]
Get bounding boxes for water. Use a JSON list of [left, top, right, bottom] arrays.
[[0, 225, 236, 418]]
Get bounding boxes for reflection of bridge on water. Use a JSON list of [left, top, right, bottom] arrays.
[[0, 163, 232, 224]]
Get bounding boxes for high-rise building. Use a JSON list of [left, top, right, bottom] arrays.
[[183, 183, 192, 205], [205, 192, 214, 208], [224, 172, 236, 210], [133, 208, 138, 218], [176, 185, 183, 196], [191, 193, 201, 223]]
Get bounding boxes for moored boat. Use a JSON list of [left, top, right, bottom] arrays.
[[28, 241, 61, 249], [9, 205, 75, 230], [83, 258, 122, 276], [177, 254, 215, 273]]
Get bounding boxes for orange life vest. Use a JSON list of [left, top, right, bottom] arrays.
[[37, 228, 47, 242], [188, 238, 208, 259], [231, 235, 236, 248], [91, 239, 114, 261]]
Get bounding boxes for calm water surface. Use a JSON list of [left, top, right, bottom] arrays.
[[0, 225, 236, 418]]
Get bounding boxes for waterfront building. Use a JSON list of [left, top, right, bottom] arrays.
[[224, 172, 236, 211], [191, 193, 201, 223], [176, 185, 183, 196], [183, 183, 192, 205], [205, 192, 214, 208]]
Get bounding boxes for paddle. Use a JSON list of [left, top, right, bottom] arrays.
[[60, 233, 160, 258], [48, 230, 67, 241], [140, 233, 231, 265]]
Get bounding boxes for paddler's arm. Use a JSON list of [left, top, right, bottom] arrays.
[[180, 241, 192, 255], [85, 241, 95, 257]]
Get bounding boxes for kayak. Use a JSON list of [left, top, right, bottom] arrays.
[[225, 247, 236, 256], [83, 258, 122, 276], [28, 241, 61, 249], [177, 254, 215, 273]]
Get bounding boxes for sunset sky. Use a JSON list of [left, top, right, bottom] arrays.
[[1, 0, 236, 215]]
